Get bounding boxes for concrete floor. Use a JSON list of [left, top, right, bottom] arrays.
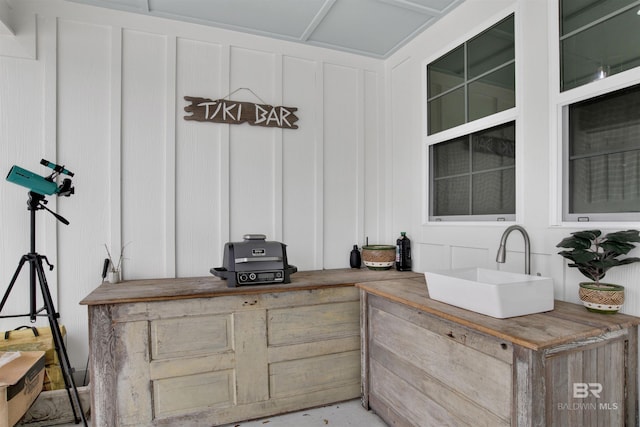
[[53, 399, 388, 427], [221, 400, 387, 427]]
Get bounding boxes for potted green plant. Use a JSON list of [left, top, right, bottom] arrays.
[[556, 229, 640, 313]]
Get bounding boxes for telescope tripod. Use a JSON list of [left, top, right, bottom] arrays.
[[0, 192, 87, 426]]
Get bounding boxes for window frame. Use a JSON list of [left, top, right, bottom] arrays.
[[422, 8, 520, 224], [560, 85, 640, 223], [551, 0, 640, 226]]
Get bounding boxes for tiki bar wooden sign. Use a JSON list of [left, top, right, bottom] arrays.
[[184, 96, 299, 129]]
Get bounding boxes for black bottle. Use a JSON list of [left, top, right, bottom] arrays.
[[395, 232, 412, 271], [350, 245, 361, 268]]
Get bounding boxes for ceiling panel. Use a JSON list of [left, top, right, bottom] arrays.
[[149, 0, 328, 38], [308, 0, 436, 56], [407, 0, 462, 12], [65, 0, 465, 58]]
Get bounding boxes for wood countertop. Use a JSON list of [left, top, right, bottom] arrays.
[[80, 268, 423, 306], [357, 277, 640, 351]]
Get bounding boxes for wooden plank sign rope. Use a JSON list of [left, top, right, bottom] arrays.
[[184, 96, 299, 129]]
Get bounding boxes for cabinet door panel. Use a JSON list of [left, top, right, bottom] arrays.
[[269, 350, 360, 398], [370, 303, 512, 420], [149, 352, 235, 380], [153, 370, 235, 418], [150, 314, 233, 359], [546, 339, 626, 426], [268, 301, 360, 346], [370, 344, 509, 426]]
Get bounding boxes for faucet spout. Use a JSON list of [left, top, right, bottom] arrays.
[[496, 225, 531, 275]]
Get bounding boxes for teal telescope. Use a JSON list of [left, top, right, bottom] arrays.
[[6, 159, 74, 197]]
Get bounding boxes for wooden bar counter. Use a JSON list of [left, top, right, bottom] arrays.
[[357, 277, 640, 427], [80, 268, 422, 427]]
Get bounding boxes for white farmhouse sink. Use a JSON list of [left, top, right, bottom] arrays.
[[424, 268, 554, 319]]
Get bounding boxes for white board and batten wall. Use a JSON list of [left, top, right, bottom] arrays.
[[0, 0, 386, 371], [1, 0, 640, 380]]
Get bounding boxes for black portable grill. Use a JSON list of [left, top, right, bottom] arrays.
[[210, 234, 297, 287]]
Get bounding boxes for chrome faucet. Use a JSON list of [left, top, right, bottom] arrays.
[[496, 225, 531, 275]]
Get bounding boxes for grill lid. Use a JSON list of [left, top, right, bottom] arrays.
[[210, 234, 297, 287]]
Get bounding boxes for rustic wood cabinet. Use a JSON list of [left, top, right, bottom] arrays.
[[81, 269, 421, 427], [358, 278, 640, 427]]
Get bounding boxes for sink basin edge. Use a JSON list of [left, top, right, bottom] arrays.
[[424, 268, 554, 319]]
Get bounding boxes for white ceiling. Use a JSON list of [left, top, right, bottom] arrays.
[[65, 0, 465, 58]]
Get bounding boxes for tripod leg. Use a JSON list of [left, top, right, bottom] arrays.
[[0, 255, 28, 312], [34, 257, 88, 426]]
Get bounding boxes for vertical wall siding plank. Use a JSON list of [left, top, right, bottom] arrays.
[[220, 44, 231, 246], [273, 55, 284, 242], [121, 29, 167, 279], [165, 36, 177, 277], [282, 56, 320, 270], [356, 69, 365, 248], [56, 18, 111, 369], [228, 46, 276, 240], [109, 26, 123, 279], [323, 63, 359, 268], [364, 70, 381, 245], [315, 62, 325, 269], [42, 16, 58, 300], [389, 58, 415, 239], [175, 38, 224, 277]]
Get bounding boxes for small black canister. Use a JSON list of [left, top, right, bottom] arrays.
[[350, 245, 362, 268], [395, 232, 412, 271]]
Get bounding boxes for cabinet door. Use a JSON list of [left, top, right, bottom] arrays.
[[546, 337, 628, 426], [266, 296, 362, 405], [366, 294, 512, 427], [149, 313, 237, 419]]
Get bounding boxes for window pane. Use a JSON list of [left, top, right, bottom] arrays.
[[433, 137, 469, 177], [567, 84, 640, 216], [468, 15, 514, 79], [473, 169, 516, 215], [428, 87, 465, 134], [472, 122, 516, 171], [434, 176, 470, 216], [570, 84, 640, 156], [430, 121, 516, 219], [427, 14, 515, 136], [468, 63, 515, 122], [561, 0, 635, 36], [570, 152, 640, 213], [561, 7, 640, 91], [428, 45, 464, 98]]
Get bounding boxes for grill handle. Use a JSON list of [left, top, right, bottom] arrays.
[[235, 256, 283, 263], [243, 234, 266, 241]]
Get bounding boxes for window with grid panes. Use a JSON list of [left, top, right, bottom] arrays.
[[560, 0, 640, 221], [426, 14, 516, 221], [564, 84, 640, 221]]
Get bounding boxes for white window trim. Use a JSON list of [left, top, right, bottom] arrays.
[[548, 0, 640, 228], [421, 6, 521, 226]]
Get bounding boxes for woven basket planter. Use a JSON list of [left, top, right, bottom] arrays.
[[362, 245, 396, 270], [578, 282, 624, 314]]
